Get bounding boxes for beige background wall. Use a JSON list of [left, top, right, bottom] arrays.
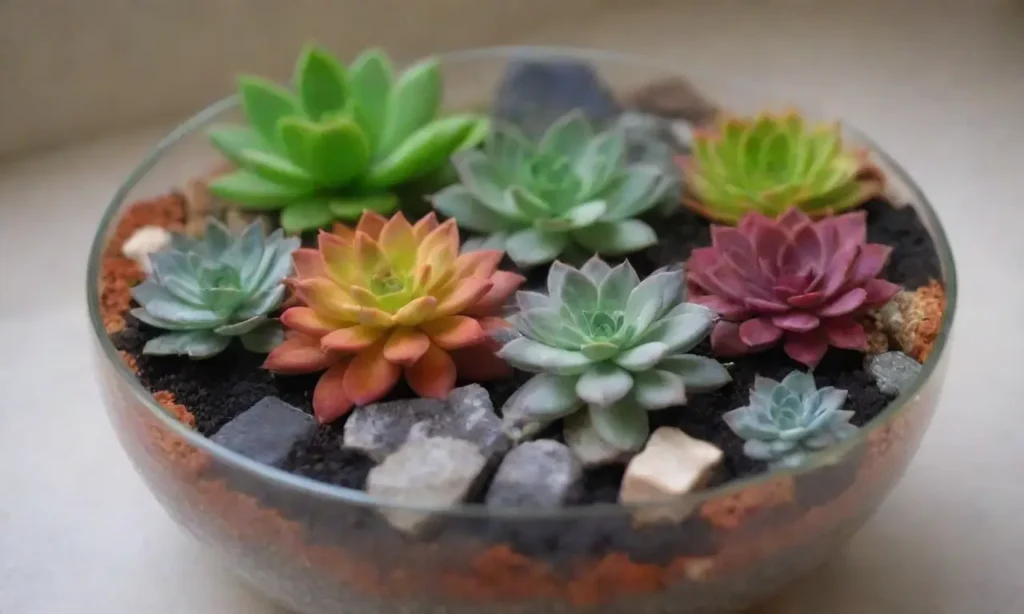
[[0, 0, 656, 159]]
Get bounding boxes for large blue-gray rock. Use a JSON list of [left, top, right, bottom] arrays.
[[492, 58, 619, 137], [210, 396, 316, 467], [343, 385, 508, 463], [866, 351, 922, 396], [486, 440, 582, 509]]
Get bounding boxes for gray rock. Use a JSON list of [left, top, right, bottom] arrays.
[[367, 437, 489, 535], [344, 385, 508, 463], [408, 385, 510, 462], [210, 397, 316, 467], [493, 58, 619, 138], [342, 398, 447, 463], [866, 351, 922, 396], [486, 440, 582, 509], [563, 412, 631, 468]]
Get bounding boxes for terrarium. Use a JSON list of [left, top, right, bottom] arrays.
[[89, 45, 955, 614]]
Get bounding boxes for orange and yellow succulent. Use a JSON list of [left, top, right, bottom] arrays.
[[264, 211, 525, 424]]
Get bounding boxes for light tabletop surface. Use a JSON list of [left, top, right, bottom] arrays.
[[2, 2, 1022, 612]]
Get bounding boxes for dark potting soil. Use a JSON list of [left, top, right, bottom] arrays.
[[108, 195, 940, 565]]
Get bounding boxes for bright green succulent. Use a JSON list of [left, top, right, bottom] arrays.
[[206, 44, 489, 233], [723, 371, 859, 468], [431, 111, 675, 268], [130, 218, 299, 359], [497, 257, 732, 452], [679, 110, 885, 224]]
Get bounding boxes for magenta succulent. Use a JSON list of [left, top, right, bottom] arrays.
[[687, 208, 901, 367]]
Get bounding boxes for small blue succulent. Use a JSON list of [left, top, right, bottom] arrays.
[[723, 371, 858, 468]]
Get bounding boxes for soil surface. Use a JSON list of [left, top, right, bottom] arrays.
[[110, 196, 939, 501]]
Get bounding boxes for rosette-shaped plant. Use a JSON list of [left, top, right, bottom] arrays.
[[263, 211, 525, 424], [723, 371, 858, 468], [679, 110, 884, 224], [498, 257, 732, 452], [206, 44, 489, 233], [687, 208, 901, 368], [131, 218, 299, 358], [432, 111, 674, 268]]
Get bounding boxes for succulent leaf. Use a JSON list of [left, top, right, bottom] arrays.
[[438, 111, 672, 268], [208, 125, 274, 166], [207, 47, 487, 231], [687, 207, 901, 367], [267, 211, 525, 424], [377, 57, 441, 156], [680, 110, 885, 224], [207, 170, 312, 210], [723, 371, 858, 468], [498, 257, 729, 452], [294, 44, 349, 121], [133, 218, 298, 359]]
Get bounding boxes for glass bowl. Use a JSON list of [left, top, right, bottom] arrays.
[[87, 46, 957, 614]]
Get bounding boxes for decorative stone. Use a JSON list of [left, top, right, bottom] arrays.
[[367, 437, 488, 535], [344, 385, 508, 463], [874, 280, 946, 362], [485, 441, 582, 509], [210, 397, 316, 467], [492, 59, 619, 138], [563, 412, 631, 468], [623, 76, 720, 126], [224, 207, 275, 235], [407, 384, 510, 462], [343, 398, 448, 463], [620, 427, 723, 525], [866, 351, 923, 396], [121, 225, 172, 273]]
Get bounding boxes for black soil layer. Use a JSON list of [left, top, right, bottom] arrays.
[[109, 195, 940, 564]]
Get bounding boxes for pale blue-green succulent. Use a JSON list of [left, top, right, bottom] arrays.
[[432, 111, 675, 268], [723, 372, 859, 468], [497, 256, 732, 452], [130, 218, 299, 359]]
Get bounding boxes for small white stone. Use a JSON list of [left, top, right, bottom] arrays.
[[620, 427, 723, 526], [121, 225, 172, 273]]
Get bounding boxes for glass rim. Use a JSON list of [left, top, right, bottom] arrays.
[[85, 44, 958, 519]]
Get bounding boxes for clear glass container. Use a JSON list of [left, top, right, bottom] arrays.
[[87, 46, 957, 614]]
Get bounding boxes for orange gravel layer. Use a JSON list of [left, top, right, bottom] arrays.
[[102, 193, 946, 605], [99, 194, 185, 333]]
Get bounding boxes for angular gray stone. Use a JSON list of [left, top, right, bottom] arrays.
[[486, 440, 582, 509], [343, 385, 507, 463], [408, 384, 510, 462], [342, 398, 447, 463], [367, 437, 488, 535], [210, 396, 316, 467], [563, 412, 631, 468], [493, 58, 619, 138], [866, 351, 922, 396]]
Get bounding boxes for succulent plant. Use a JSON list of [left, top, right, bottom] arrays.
[[431, 111, 675, 268], [687, 208, 901, 368], [131, 218, 299, 358], [264, 211, 525, 424], [678, 110, 885, 224], [206, 44, 489, 233], [497, 256, 732, 452], [723, 371, 858, 468]]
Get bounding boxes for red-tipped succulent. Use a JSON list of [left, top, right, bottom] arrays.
[[263, 211, 525, 424], [687, 208, 901, 367]]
